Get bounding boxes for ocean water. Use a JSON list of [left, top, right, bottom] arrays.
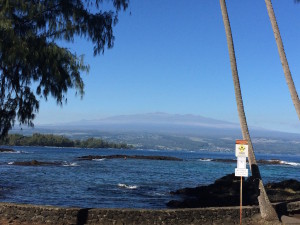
[[0, 146, 299, 209]]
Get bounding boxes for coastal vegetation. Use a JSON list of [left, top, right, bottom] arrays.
[[0, 0, 128, 138], [0, 133, 131, 149]]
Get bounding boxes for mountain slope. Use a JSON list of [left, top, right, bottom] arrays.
[[12, 112, 300, 153]]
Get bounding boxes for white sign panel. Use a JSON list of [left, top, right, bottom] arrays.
[[235, 168, 248, 177], [235, 144, 248, 157], [237, 157, 247, 169]]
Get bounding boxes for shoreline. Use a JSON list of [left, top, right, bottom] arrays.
[[0, 201, 299, 225]]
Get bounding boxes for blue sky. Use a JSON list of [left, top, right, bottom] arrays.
[[34, 0, 300, 134]]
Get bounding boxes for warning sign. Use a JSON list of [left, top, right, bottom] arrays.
[[235, 168, 248, 177], [235, 140, 248, 157]]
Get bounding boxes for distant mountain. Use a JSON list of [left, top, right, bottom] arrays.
[[39, 112, 241, 135], [84, 112, 239, 129], [36, 112, 299, 138], [11, 112, 300, 153]]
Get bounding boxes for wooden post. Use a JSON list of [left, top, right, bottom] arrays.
[[240, 176, 242, 225]]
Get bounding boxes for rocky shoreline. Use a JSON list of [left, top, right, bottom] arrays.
[[167, 173, 300, 208]]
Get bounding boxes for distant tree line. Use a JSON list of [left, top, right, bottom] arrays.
[[0, 133, 131, 149]]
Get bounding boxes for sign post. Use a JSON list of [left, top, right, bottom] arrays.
[[235, 140, 248, 225]]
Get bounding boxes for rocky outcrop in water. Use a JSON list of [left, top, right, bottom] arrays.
[[11, 160, 61, 166], [78, 155, 183, 161], [167, 174, 300, 208], [0, 148, 15, 153]]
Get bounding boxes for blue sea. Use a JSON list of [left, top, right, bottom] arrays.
[[0, 146, 299, 209]]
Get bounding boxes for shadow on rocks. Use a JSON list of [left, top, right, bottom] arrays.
[[76, 208, 90, 225]]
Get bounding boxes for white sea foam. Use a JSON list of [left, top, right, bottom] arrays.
[[199, 158, 212, 162], [150, 192, 166, 196], [118, 183, 138, 189], [20, 151, 31, 154], [145, 149, 160, 152], [266, 160, 300, 166], [8, 162, 14, 165], [280, 161, 300, 166], [92, 158, 105, 161], [62, 162, 79, 167], [4, 150, 30, 154]]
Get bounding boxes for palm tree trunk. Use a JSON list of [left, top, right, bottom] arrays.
[[219, 0, 278, 221], [265, 0, 300, 119]]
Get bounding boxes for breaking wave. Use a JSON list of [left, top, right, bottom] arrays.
[[1, 150, 29, 154], [62, 162, 79, 167], [118, 183, 138, 189], [92, 158, 106, 161], [198, 158, 213, 162], [277, 160, 300, 166]]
